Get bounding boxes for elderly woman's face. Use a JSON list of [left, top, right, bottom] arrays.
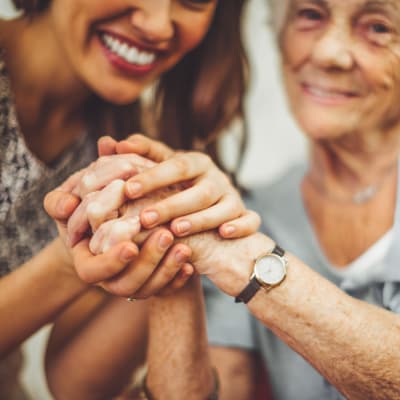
[[280, 0, 400, 140]]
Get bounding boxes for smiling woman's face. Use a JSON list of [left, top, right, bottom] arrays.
[[280, 0, 400, 140], [46, 0, 217, 104]]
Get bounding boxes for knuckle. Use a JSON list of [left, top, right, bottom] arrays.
[[159, 264, 179, 282], [192, 214, 209, 232], [193, 152, 211, 165], [198, 185, 215, 204], [75, 267, 95, 284], [173, 155, 191, 178], [130, 133, 147, 142]]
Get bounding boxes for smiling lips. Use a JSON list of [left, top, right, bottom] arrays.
[[302, 82, 360, 105], [99, 32, 159, 74]]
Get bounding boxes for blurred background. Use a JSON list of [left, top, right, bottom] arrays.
[[0, 0, 306, 398]]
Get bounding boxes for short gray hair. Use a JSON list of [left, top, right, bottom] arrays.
[[268, 0, 289, 35]]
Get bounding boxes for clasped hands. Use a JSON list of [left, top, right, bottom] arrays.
[[45, 134, 260, 299]]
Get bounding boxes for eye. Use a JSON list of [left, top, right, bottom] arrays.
[[294, 7, 325, 30], [359, 17, 395, 46], [182, 0, 214, 8], [299, 8, 323, 21], [370, 23, 390, 34]]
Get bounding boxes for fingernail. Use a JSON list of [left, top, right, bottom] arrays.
[[159, 233, 173, 249], [126, 182, 142, 197], [223, 225, 236, 236], [175, 250, 188, 263], [120, 246, 136, 261], [143, 210, 159, 226], [175, 220, 191, 235]]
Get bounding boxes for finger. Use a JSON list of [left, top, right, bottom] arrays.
[[74, 154, 155, 198], [72, 239, 139, 284], [139, 178, 225, 229], [67, 180, 126, 246], [124, 152, 212, 199], [86, 179, 127, 232], [134, 244, 192, 298], [169, 193, 244, 237], [89, 216, 141, 254], [219, 210, 262, 239], [100, 229, 174, 298], [44, 190, 81, 221], [157, 263, 194, 296], [57, 169, 87, 192], [169, 192, 242, 237], [116, 133, 175, 162], [97, 136, 118, 156]]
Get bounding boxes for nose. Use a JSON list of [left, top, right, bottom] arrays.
[[130, 0, 174, 43], [311, 25, 355, 71]]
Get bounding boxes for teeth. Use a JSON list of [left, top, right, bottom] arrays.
[[308, 86, 348, 98], [101, 33, 156, 66]]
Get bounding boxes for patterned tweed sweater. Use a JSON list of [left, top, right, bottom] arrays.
[[0, 52, 96, 398]]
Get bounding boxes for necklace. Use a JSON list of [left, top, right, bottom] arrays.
[[305, 166, 397, 205]]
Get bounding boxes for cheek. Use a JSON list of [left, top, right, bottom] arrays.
[[176, 12, 215, 54], [358, 49, 400, 124], [361, 49, 400, 92], [280, 27, 315, 67]]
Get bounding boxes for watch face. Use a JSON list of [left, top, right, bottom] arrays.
[[255, 254, 286, 285]]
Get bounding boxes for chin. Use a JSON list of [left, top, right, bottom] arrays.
[[295, 112, 354, 141], [95, 82, 143, 105]]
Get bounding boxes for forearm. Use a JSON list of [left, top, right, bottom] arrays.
[[0, 238, 87, 357], [190, 232, 400, 399], [46, 293, 148, 400], [147, 276, 215, 400], [249, 250, 400, 400], [214, 233, 400, 400]]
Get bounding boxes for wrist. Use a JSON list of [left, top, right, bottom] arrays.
[[151, 275, 201, 304], [50, 238, 89, 292], [192, 232, 275, 298]]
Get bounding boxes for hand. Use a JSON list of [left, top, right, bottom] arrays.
[[98, 134, 261, 239], [44, 147, 193, 298], [46, 152, 156, 247], [98, 228, 194, 299], [46, 186, 193, 297], [183, 232, 274, 297]]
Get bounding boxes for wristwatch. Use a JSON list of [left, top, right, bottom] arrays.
[[235, 244, 288, 304]]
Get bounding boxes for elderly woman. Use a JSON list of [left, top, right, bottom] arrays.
[[112, 0, 400, 398], [45, 0, 400, 398]]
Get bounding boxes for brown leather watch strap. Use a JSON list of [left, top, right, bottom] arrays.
[[234, 276, 261, 304], [273, 244, 285, 257]]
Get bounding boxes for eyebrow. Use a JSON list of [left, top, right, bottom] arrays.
[[291, 0, 329, 7], [364, 0, 399, 10]]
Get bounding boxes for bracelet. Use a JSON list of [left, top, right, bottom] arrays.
[[139, 367, 220, 400]]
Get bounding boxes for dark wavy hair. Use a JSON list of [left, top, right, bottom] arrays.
[[12, 0, 248, 174]]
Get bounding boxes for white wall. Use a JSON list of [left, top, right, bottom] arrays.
[[0, 0, 18, 17], [241, 0, 306, 185], [0, 0, 306, 398]]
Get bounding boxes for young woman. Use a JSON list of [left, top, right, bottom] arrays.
[[0, 1, 260, 398]]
